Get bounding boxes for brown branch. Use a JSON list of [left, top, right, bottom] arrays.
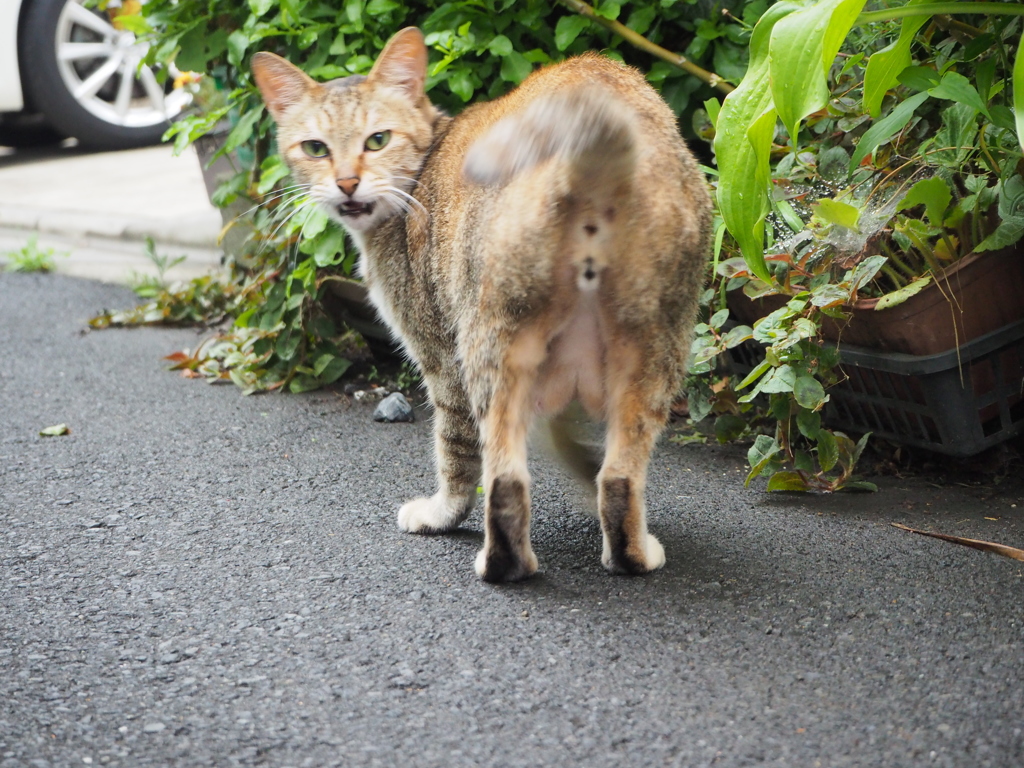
[[557, 0, 734, 94], [892, 523, 1024, 562]]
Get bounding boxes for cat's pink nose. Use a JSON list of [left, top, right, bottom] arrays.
[[337, 177, 360, 196]]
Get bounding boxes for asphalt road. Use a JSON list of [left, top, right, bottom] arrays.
[[2, 273, 1023, 768]]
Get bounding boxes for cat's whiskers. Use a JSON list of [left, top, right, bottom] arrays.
[[382, 185, 428, 219], [377, 189, 414, 219], [238, 184, 312, 221], [392, 175, 426, 191], [255, 194, 316, 262]]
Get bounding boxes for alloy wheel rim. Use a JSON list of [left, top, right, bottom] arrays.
[[54, 0, 190, 129]]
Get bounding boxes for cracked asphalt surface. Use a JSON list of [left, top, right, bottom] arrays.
[[2, 272, 1023, 768]]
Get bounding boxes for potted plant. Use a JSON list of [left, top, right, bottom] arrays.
[[687, 0, 1024, 490]]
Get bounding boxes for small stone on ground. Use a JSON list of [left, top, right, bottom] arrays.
[[373, 392, 414, 423]]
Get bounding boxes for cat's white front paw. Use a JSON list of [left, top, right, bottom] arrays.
[[398, 493, 470, 533], [643, 533, 666, 570], [398, 496, 443, 533]]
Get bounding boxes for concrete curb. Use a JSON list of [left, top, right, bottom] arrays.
[[0, 226, 225, 285], [0, 203, 223, 249]]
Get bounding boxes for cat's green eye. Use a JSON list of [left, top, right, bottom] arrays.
[[365, 131, 391, 151], [302, 140, 329, 158]]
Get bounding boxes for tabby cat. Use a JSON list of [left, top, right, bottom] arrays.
[[252, 27, 711, 582]]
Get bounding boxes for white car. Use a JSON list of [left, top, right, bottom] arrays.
[[0, 0, 189, 149]]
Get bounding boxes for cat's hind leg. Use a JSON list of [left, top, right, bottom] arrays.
[[597, 342, 674, 575], [472, 331, 544, 582], [398, 370, 481, 534]]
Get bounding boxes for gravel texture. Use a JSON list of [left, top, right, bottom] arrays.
[[2, 272, 1023, 767]]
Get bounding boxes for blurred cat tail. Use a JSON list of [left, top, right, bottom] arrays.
[[462, 84, 636, 189]]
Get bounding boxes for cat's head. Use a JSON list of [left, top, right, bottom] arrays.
[[251, 28, 439, 233]]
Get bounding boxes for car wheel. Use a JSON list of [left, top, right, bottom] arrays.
[[18, 0, 191, 150]]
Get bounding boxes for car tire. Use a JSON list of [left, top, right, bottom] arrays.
[[18, 0, 184, 150]]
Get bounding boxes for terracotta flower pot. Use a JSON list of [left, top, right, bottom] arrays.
[[728, 245, 1024, 355]]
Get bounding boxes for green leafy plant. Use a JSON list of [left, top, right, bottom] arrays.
[[688, 0, 1024, 491], [713, 0, 1024, 282], [2, 236, 66, 273], [689, 257, 887, 491], [129, 237, 188, 298]]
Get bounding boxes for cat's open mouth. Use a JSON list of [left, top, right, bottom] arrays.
[[337, 201, 375, 218]]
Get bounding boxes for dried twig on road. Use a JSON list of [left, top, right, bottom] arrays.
[[892, 523, 1024, 562]]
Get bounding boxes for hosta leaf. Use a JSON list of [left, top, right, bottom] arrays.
[[849, 91, 930, 172], [862, 0, 935, 118], [769, 0, 867, 145], [715, 2, 801, 284], [1015, 28, 1024, 152]]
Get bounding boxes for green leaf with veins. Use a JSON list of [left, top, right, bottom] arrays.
[[898, 177, 952, 228]]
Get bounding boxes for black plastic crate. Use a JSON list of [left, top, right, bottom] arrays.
[[727, 319, 1024, 457]]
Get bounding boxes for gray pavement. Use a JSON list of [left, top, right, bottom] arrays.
[[0, 144, 224, 283], [2, 272, 1023, 767]]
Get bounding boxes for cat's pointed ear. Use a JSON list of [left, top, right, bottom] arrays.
[[251, 52, 319, 120], [367, 27, 428, 99]]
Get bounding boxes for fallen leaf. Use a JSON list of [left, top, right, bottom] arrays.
[[39, 424, 70, 437], [892, 523, 1024, 562]]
